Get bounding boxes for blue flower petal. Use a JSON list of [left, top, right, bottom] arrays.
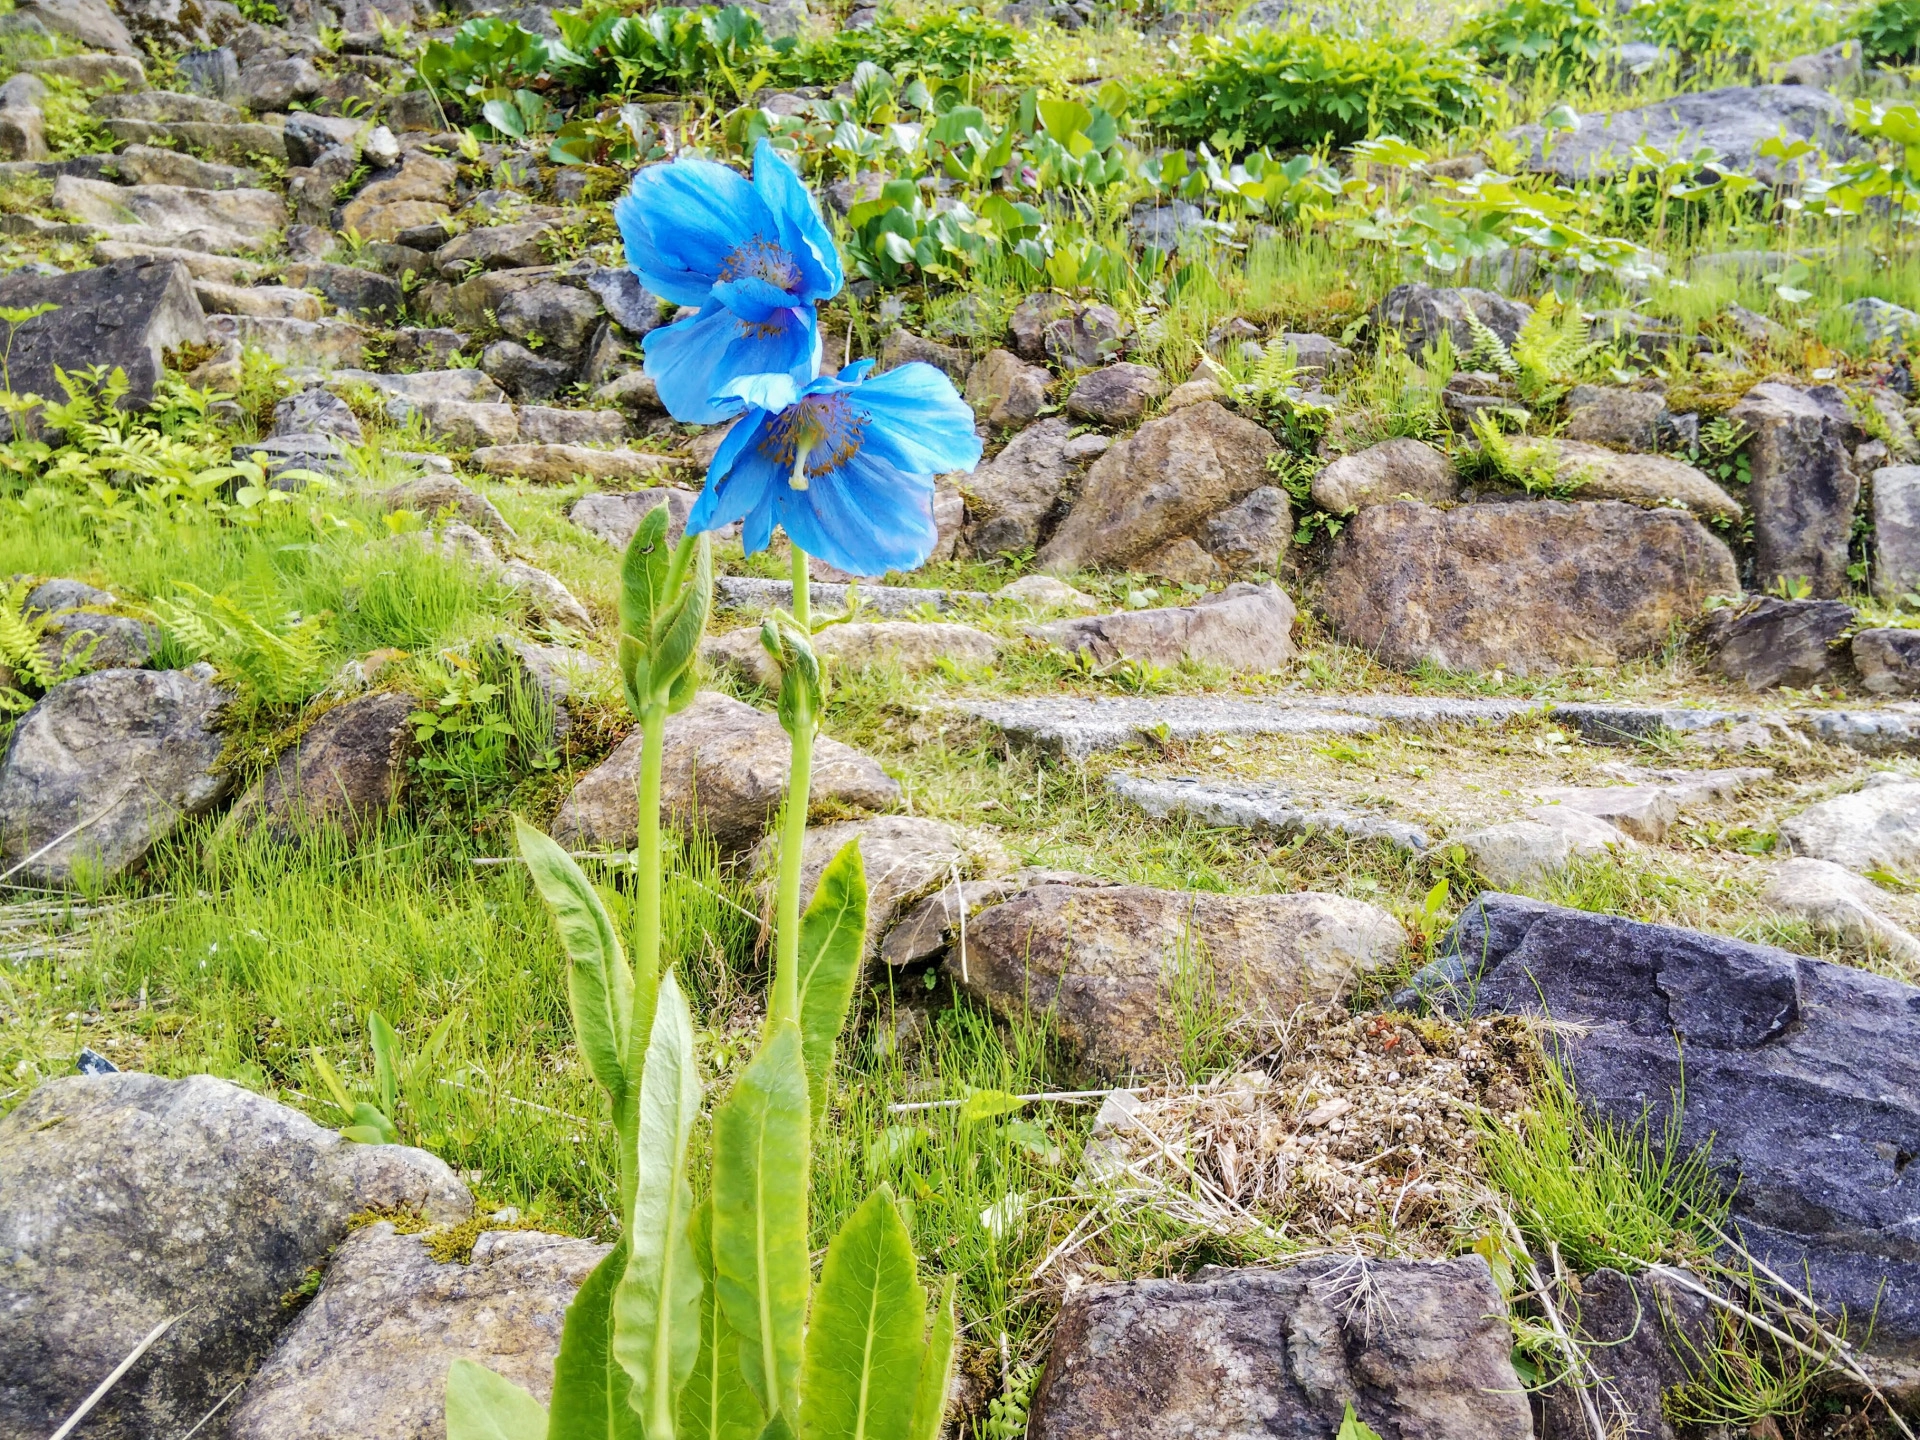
[[713, 372, 802, 413], [835, 358, 877, 383], [643, 304, 818, 425], [618, 157, 772, 309], [849, 362, 983, 477], [689, 417, 779, 539], [710, 274, 799, 325], [753, 139, 843, 302], [777, 448, 937, 576]]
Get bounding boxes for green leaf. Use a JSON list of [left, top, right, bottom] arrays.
[[907, 1277, 957, 1440], [516, 818, 632, 1108], [795, 840, 867, 1120], [756, 1413, 797, 1440], [446, 1359, 550, 1440], [347, 1102, 397, 1144], [612, 971, 704, 1440], [681, 1199, 768, 1440], [651, 533, 713, 696], [957, 1088, 1026, 1127], [1336, 1402, 1385, 1440], [713, 1020, 811, 1422], [547, 1240, 645, 1440], [619, 503, 673, 642], [797, 1187, 926, 1440], [368, 1010, 400, 1119]]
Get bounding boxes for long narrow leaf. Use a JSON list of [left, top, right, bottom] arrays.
[[368, 1010, 399, 1118], [906, 1277, 957, 1440], [446, 1359, 549, 1440], [795, 840, 867, 1120], [713, 1020, 812, 1422], [516, 818, 633, 1107], [547, 1241, 645, 1440], [798, 1187, 925, 1440], [619, 504, 672, 640], [681, 1199, 768, 1440], [612, 971, 704, 1440]]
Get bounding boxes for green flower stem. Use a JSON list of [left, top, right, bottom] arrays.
[[771, 545, 814, 1027]]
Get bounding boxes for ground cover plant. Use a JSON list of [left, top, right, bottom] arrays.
[[7, 0, 1920, 1431]]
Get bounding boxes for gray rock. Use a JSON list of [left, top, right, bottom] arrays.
[[761, 814, 989, 961], [1780, 773, 1920, 873], [1852, 628, 1920, 694], [282, 261, 402, 318], [236, 55, 323, 110], [282, 110, 366, 167], [39, 611, 155, 673], [1045, 301, 1125, 368], [1029, 582, 1295, 672], [1127, 198, 1217, 252], [1039, 402, 1278, 574], [387, 397, 519, 447], [1008, 290, 1072, 361], [91, 87, 238, 124], [383, 474, 512, 537], [1450, 810, 1639, 888], [495, 280, 604, 364], [1776, 39, 1861, 87], [1109, 773, 1429, 851], [1065, 361, 1165, 427], [1730, 381, 1862, 597], [15, 0, 135, 53], [0, 1073, 470, 1440], [205, 314, 368, 370], [1849, 296, 1920, 347], [227, 1223, 603, 1439], [433, 220, 555, 277], [1374, 283, 1531, 357], [226, 691, 415, 844], [1701, 596, 1853, 690], [1278, 331, 1353, 376], [1517, 437, 1742, 524], [879, 328, 970, 384], [1875, 465, 1920, 600], [552, 690, 900, 854], [569, 487, 703, 548], [1445, 893, 1920, 1389], [25, 578, 115, 614], [593, 370, 664, 415], [954, 884, 1402, 1079], [105, 143, 256, 191], [959, 417, 1075, 557], [1563, 384, 1666, 451], [1200, 485, 1292, 572], [964, 346, 1052, 428], [0, 102, 45, 162], [1764, 855, 1920, 966], [1320, 500, 1738, 674], [1512, 85, 1852, 184], [1536, 1268, 1717, 1440], [1311, 438, 1456, 513], [704, 621, 999, 688], [715, 576, 989, 617], [22, 53, 147, 88], [583, 267, 663, 336], [1031, 1258, 1532, 1440], [0, 664, 230, 885], [272, 386, 363, 444], [0, 258, 204, 437], [482, 339, 574, 402], [173, 45, 237, 99]]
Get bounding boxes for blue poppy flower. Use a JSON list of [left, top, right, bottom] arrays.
[[686, 360, 983, 578], [615, 139, 844, 425]]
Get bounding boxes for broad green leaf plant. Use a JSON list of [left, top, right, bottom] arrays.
[[447, 505, 956, 1440]]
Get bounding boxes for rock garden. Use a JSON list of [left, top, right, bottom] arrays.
[[4, 0, 1920, 1433]]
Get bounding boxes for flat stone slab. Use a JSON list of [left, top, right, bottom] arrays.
[[948, 693, 1920, 759], [1108, 774, 1430, 852], [715, 576, 989, 618]]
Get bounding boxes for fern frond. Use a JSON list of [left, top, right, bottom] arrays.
[[1462, 310, 1519, 377], [0, 581, 54, 690]]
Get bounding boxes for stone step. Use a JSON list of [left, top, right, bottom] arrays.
[[715, 576, 990, 618], [947, 693, 1920, 759], [1108, 774, 1432, 851]]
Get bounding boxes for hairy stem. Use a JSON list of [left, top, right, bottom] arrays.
[[771, 546, 814, 1027]]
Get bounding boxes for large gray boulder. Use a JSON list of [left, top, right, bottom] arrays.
[[953, 884, 1402, 1078], [1729, 382, 1861, 598], [1319, 500, 1738, 674], [0, 664, 230, 885], [1437, 894, 1920, 1392], [1311, 437, 1457, 513], [227, 1224, 606, 1439], [225, 692, 417, 845], [1038, 402, 1278, 576], [1700, 596, 1853, 690], [1779, 774, 1920, 873], [1511, 85, 1852, 184], [1373, 283, 1530, 358], [552, 690, 901, 855], [0, 258, 205, 436], [960, 416, 1077, 557], [1027, 582, 1296, 672], [1874, 464, 1920, 600], [1030, 1257, 1532, 1440], [0, 1073, 471, 1440]]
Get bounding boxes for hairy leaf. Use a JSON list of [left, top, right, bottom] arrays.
[[713, 1020, 812, 1422], [516, 818, 632, 1107], [547, 1240, 645, 1440], [681, 1199, 768, 1440], [907, 1277, 957, 1440], [798, 1187, 925, 1440], [612, 971, 704, 1439], [795, 840, 867, 1119], [619, 504, 673, 641], [446, 1359, 550, 1440]]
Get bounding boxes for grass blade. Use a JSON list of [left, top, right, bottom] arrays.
[[906, 1276, 957, 1440]]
